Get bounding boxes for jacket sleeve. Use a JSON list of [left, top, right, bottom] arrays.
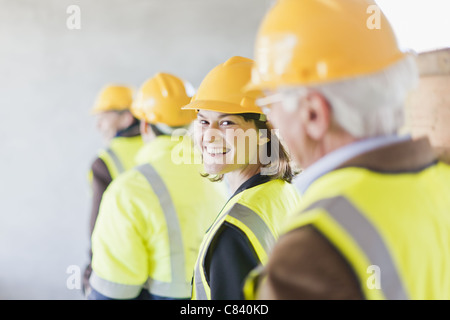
[[83, 158, 113, 296], [89, 175, 149, 300], [84, 158, 113, 296], [257, 225, 364, 300], [90, 157, 112, 235], [205, 222, 260, 300], [87, 287, 152, 300]]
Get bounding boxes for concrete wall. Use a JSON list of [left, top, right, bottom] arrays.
[[405, 48, 450, 162], [0, 0, 270, 299]]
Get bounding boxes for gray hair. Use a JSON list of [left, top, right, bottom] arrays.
[[314, 55, 419, 138]]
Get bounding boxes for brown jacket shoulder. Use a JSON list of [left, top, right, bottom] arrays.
[[258, 138, 438, 300]]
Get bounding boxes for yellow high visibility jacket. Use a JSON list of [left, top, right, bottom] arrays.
[[275, 152, 450, 299], [87, 135, 144, 184], [98, 135, 144, 179], [192, 178, 301, 300], [90, 136, 228, 299]]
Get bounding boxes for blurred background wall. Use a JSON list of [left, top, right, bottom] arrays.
[[0, 0, 270, 299]]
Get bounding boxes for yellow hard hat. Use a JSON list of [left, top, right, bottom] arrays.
[[91, 85, 134, 114], [182, 56, 265, 118], [131, 72, 195, 127], [246, 0, 407, 91]]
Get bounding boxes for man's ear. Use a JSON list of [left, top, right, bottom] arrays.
[[140, 119, 156, 142], [140, 119, 149, 135], [301, 92, 331, 141]]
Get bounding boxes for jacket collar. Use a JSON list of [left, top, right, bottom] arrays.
[[230, 173, 272, 199], [294, 135, 437, 195], [135, 135, 199, 165], [338, 137, 437, 173], [135, 136, 177, 164], [115, 121, 140, 138]]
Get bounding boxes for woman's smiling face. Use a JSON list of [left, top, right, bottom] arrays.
[[194, 110, 260, 175]]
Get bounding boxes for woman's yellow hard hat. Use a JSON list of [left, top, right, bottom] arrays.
[[183, 56, 265, 119]]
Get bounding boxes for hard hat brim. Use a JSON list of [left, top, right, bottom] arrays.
[[182, 99, 263, 115]]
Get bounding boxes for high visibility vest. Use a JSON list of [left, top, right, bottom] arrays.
[[97, 135, 144, 179], [282, 161, 450, 299], [90, 136, 228, 299], [192, 179, 301, 300]]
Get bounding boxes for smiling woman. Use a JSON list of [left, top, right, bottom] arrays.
[[182, 56, 301, 300], [194, 111, 294, 185], [195, 111, 260, 183]]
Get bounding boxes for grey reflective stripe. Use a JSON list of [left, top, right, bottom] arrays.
[[135, 163, 189, 298], [193, 203, 229, 299], [228, 203, 276, 254], [304, 196, 409, 300], [144, 277, 191, 298], [193, 202, 239, 300], [193, 262, 208, 300], [89, 271, 142, 299], [105, 148, 125, 174], [193, 202, 275, 300]]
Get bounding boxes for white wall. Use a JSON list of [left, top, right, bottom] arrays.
[[376, 0, 450, 52], [0, 0, 270, 299]]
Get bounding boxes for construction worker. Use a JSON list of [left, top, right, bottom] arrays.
[[244, 0, 450, 299], [88, 73, 228, 300], [183, 56, 301, 300], [83, 84, 144, 294]]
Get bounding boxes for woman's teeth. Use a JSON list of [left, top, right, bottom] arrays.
[[206, 147, 229, 155]]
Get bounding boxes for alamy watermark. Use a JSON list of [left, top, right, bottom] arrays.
[[367, 264, 382, 290], [366, 4, 381, 30], [170, 126, 281, 176], [66, 263, 383, 292], [66, 5, 81, 30], [66, 264, 81, 290]]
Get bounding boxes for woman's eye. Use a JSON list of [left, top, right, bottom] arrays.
[[198, 119, 209, 125], [220, 120, 234, 126]]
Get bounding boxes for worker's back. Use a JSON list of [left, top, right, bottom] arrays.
[[284, 139, 450, 299], [90, 135, 228, 299]]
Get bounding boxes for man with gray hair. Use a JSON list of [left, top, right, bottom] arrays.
[[244, 0, 450, 299]]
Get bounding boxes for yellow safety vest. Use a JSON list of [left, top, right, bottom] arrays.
[[281, 161, 450, 299], [90, 136, 228, 299], [192, 179, 301, 300], [97, 135, 144, 179]]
